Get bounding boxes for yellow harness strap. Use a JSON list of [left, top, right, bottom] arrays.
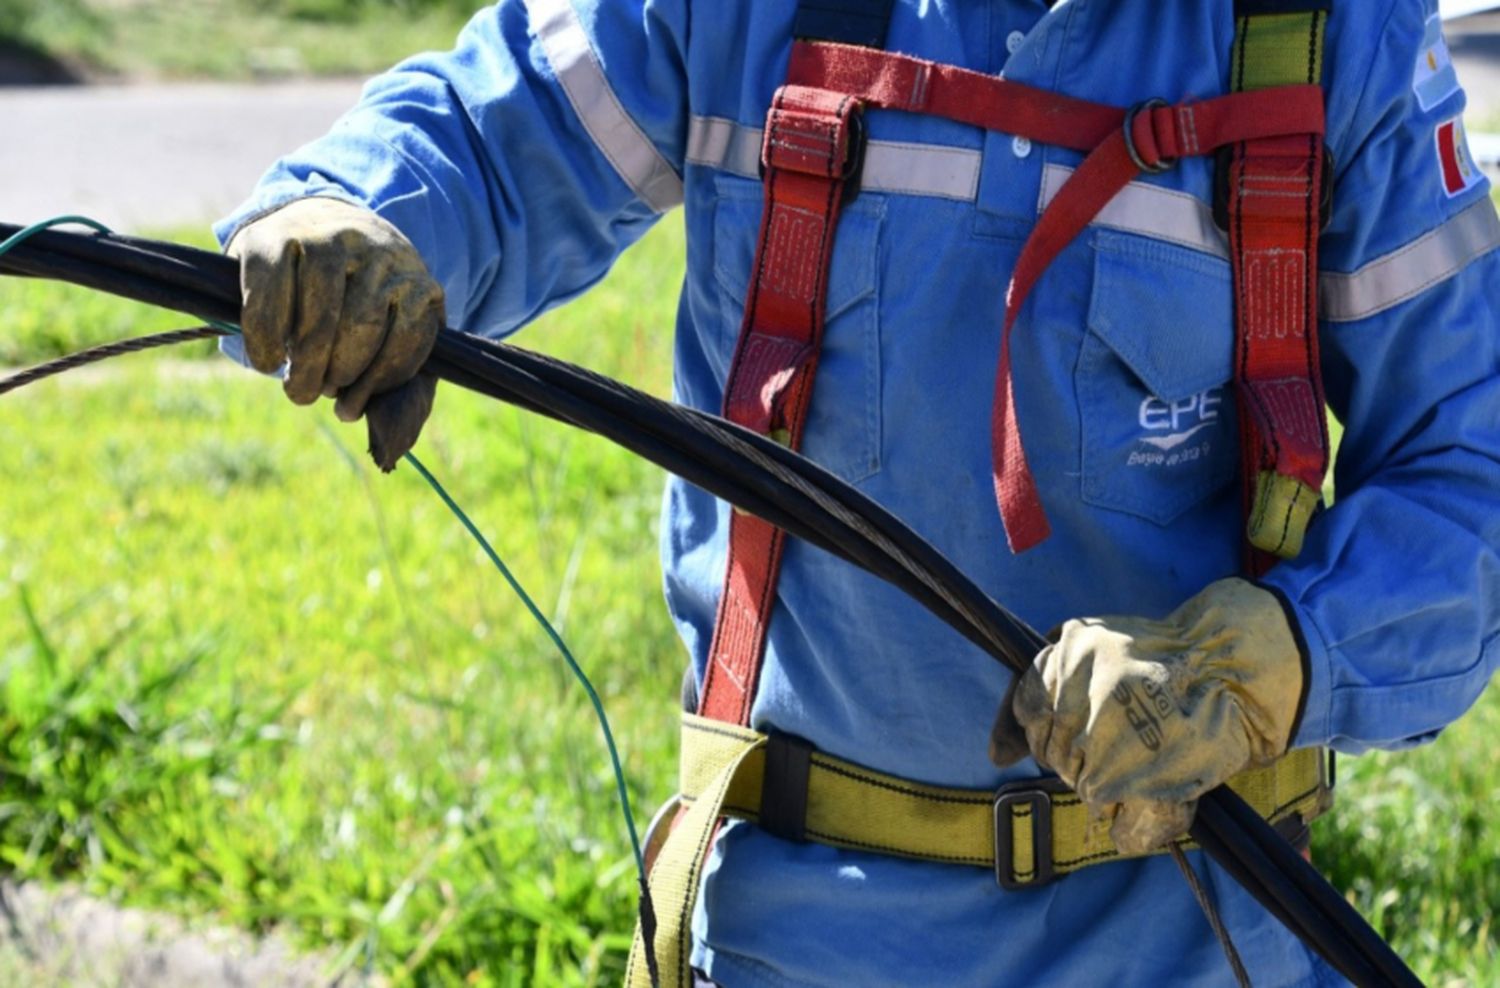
[[628, 713, 1332, 985]]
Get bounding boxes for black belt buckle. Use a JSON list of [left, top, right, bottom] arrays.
[[993, 778, 1065, 891], [839, 108, 868, 203]]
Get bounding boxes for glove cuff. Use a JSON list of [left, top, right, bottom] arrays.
[[1255, 579, 1314, 752]]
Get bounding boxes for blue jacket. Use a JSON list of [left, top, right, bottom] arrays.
[[218, 1, 1500, 985]]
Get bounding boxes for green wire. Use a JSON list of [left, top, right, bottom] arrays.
[[1, 213, 649, 885], [404, 452, 647, 879], [0, 215, 116, 259]]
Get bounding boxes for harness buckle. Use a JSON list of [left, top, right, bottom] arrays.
[[760, 732, 815, 843], [993, 778, 1067, 890], [758, 100, 868, 203], [1123, 98, 1176, 174], [1212, 145, 1335, 233]]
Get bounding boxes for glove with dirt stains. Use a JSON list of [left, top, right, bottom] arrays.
[[227, 196, 444, 471], [989, 578, 1306, 854]]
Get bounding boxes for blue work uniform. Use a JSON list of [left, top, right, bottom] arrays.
[[218, 1, 1500, 985]]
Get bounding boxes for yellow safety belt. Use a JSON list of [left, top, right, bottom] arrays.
[[628, 715, 1331, 987]]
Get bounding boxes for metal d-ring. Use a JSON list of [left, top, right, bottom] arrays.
[[1123, 98, 1174, 174]]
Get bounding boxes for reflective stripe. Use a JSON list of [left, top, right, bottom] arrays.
[[685, 116, 761, 178], [686, 116, 981, 201], [1320, 198, 1500, 322], [1041, 167, 1500, 324], [1039, 163, 1229, 258], [528, 0, 683, 213], [691, 119, 1498, 320]]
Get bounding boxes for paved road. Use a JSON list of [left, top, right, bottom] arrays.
[[0, 80, 364, 232]]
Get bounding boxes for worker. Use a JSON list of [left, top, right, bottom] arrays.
[[219, 1, 1500, 985]]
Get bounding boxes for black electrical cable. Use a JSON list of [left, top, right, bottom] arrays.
[[0, 227, 1424, 988]]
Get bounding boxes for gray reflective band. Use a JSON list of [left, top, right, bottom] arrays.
[[1319, 198, 1500, 322], [1041, 166, 1499, 322], [686, 116, 981, 202], [1039, 164, 1229, 258], [529, 0, 683, 213], [686, 117, 762, 180]]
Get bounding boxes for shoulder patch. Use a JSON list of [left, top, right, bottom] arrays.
[[1413, 14, 1461, 112], [1436, 117, 1483, 199]]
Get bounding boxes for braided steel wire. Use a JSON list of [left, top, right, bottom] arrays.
[[0, 326, 229, 397]]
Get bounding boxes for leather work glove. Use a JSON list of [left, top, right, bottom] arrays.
[[989, 578, 1305, 855], [227, 196, 444, 471]]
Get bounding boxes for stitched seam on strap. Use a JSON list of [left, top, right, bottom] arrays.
[[804, 827, 991, 866], [682, 719, 762, 743], [810, 756, 993, 806]]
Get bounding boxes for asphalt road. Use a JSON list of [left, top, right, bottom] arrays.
[[0, 18, 1495, 235], [0, 80, 364, 232]]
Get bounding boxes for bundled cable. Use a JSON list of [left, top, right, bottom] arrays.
[[0, 223, 1422, 988]]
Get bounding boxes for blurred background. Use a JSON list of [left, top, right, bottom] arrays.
[[0, 2, 1495, 986]]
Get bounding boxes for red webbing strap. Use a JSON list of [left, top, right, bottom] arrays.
[[788, 40, 1122, 153], [1228, 134, 1330, 573], [991, 92, 1327, 550], [785, 39, 1327, 550], [698, 42, 1326, 724], [698, 85, 861, 725]]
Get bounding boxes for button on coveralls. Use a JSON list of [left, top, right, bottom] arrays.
[[218, 1, 1500, 985]]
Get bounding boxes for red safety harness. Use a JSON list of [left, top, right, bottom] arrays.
[[699, 35, 1332, 727]]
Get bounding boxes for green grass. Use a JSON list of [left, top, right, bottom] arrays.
[[4, 0, 476, 81], [1, 206, 1498, 985], [0, 217, 686, 985]]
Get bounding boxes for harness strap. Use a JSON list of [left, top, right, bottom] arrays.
[[787, 41, 1125, 151], [626, 715, 1332, 985], [784, 40, 1325, 550], [701, 37, 1328, 721], [698, 84, 864, 725], [1227, 3, 1333, 568]]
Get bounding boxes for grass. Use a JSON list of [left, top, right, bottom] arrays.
[[0, 218, 685, 985], [0, 202, 1497, 985], [3, 1, 476, 81]]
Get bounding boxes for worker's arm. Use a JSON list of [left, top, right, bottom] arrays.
[[1262, 2, 1500, 755], [219, 0, 690, 332], [215, 0, 691, 458]]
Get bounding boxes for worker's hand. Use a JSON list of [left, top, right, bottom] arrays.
[[226, 196, 444, 471], [989, 578, 1305, 854]]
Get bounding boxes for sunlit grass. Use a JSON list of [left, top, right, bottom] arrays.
[[0, 217, 685, 985]]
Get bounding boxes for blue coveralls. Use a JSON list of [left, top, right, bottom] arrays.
[[218, 1, 1500, 984]]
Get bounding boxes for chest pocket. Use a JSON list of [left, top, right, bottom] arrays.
[[712, 174, 885, 484], [1078, 231, 1237, 526]]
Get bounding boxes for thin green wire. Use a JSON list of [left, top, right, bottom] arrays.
[[0, 215, 116, 258], [0, 214, 648, 882], [404, 453, 647, 878]]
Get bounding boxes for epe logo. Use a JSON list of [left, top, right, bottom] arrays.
[[1127, 387, 1224, 468]]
